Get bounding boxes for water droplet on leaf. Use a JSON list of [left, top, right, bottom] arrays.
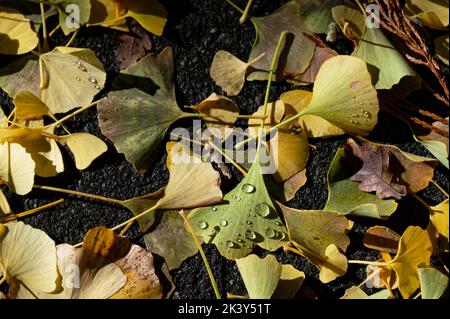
[[255, 203, 270, 217], [242, 184, 256, 193], [197, 221, 208, 230]]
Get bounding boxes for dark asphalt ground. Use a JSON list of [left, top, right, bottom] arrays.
[[0, 0, 448, 299]]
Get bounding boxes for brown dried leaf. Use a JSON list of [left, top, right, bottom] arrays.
[[117, 21, 152, 69]]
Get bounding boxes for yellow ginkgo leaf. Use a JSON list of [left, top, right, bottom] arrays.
[[388, 226, 432, 299], [405, 0, 449, 29], [0, 222, 59, 298], [210, 51, 264, 96], [58, 133, 108, 170], [0, 6, 38, 55], [124, 0, 168, 36], [0, 190, 11, 217], [13, 90, 52, 121], [0, 142, 35, 195], [280, 89, 345, 138], [429, 199, 449, 242], [88, 0, 127, 29], [39, 46, 106, 114]]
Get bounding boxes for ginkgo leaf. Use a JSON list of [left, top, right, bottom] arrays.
[[88, 0, 127, 29], [325, 148, 398, 219], [414, 134, 449, 169], [117, 20, 152, 69], [435, 35, 449, 66], [300, 55, 379, 136], [236, 254, 280, 299], [0, 190, 11, 217], [333, 5, 420, 93], [249, 101, 309, 182], [246, 1, 315, 81], [1, 0, 58, 32], [280, 89, 344, 138], [48, 0, 91, 35], [0, 222, 59, 298], [346, 138, 437, 199], [341, 287, 390, 299], [388, 226, 432, 299], [405, 0, 449, 29], [143, 210, 198, 271], [363, 226, 400, 254], [272, 264, 305, 299], [98, 47, 186, 172], [0, 6, 38, 55], [0, 142, 35, 195], [39, 46, 106, 114], [271, 168, 308, 202], [280, 204, 350, 283], [123, 0, 168, 36], [210, 51, 264, 96], [0, 56, 40, 99], [417, 266, 449, 299], [112, 245, 163, 299], [189, 159, 288, 260], [13, 90, 52, 120], [58, 133, 108, 170], [296, 0, 337, 34], [187, 93, 240, 139], [429, 199, 449, 242]]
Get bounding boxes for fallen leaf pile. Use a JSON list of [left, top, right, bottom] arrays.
[[0, 0, 448, 300]]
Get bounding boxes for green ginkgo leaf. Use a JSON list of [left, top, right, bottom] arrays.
[[296, 0, 337, 34], [188, 160, 288, 260], [332, 6, 420, 93], [48, 0, 91, 35], [324, 148, 398, 219], [246, 1, 315, 82], [301, 55, 379, 136], [417, 266, 449, 299], [98, 48, 188, 172]]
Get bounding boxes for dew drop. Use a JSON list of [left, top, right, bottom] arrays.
[[219, 219, 228, 227], [78, 64, 87, 72], [210, 228, 218, 236], [255, 203, 270, 218], [226, 241, 236, 248], [122, 96, 128, 100], [88, 76, 97, 84], [275, 221, 282, 226], [265, 227, 277, 239], [280, 233, 286, 240], [360, 102, 364, 106], [237, 239, 245, 244], [235, 233, 241, 237], [75, 76, 81, 81], [351, 113, 359, 118], [197, 221, 208, 230], [95, 85, 101, 90], [246, 220, 252, 225], [211, 207, 217, 211], [245, 229, 257, 240], [242, 183, 256, 193], [349, 120, 359, 125], [352, 95, 356, 99], [235, 197, 241, 202]]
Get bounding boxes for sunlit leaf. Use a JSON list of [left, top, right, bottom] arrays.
[[325, 148, 398, 219], [417, 266, 449, 299], [0, 190, 11, 217], [98, 47, 186, 172], [48, 0, 91, 35], [0, 6, 38, 55], [405, 0, 449, 29], [0, 142, 35, 195], [58, 133, 108, 170], [0, 222, 59, 298], [13, 90, 52, 120], [332, 6, 421, 93], [0, 56, 40, 99], [341, 287, 390, 299]]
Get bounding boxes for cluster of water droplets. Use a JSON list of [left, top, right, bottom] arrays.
[[73, 59, 101, 90], [349, 96, 373, 125]]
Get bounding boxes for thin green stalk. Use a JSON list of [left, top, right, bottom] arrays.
[[33, 185, 123, 205], [47, 98, 105, 128], [111, 204, 159, 231], [348, 260, 387, 267], [65, 30, 78, 47], [239, 0, 254, 24], [181, 113, 267, 120], [225, 0, 244, 14], [40, 1, 49, 51], [431, 180, 449, 198], [410, 192, 431, 211], [179, 210, 221, 299]]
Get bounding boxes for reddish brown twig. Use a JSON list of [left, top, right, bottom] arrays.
[[374, 0, 449, 106]]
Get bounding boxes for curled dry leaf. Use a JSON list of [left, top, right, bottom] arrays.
[[325, 148, 398, 219], [0, 222, 59, 298], [363, 226, 400, 254], [0, 6, 38, 55], [346, 138, 437, 200], [210, 51, 264, 96], [280, 203, 351, 283]]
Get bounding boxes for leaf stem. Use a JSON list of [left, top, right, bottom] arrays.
[[40, 1, 49, 51], [49, 24, 61, 38], [32, 185, 123, 205], [179, 210, 221, 299], [0, 199, 64, 223], [410, 192, 431, 211], [431, 180, 449, 198], [225, 0, 244, 14], [0, 276, 6, 286], [348, 260, 387, 267], [182, 113, 267, 120], [65, 30, 78, 47], [111, 204, 159, 231], [47, 98, 105, 128], [239, 0, 254, 24]]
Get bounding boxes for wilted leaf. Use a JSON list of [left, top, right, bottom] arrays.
[[363, 226, 400, 254], [117, 21, 152, 69], [210, 51, 264, 96], [346, 138, 437, 199], [0, 142, 35, 195], [417, 266, 449, 299], [0, 222, 59, 298], [300, 55, 379, 136], [112, 245, 163, 299], [435, 35, 449, 65], [405, 0, 449, 29], [247, 1, 315, 81], [189, 159, 288, 260], [333, 5, 420, 93], [40, 46, 106, 114], [280, 89, 344, 138], [281, 204, 350, 283], [0, 6, 38, 55], [98, 47, 186, 172], [325, 148, 398, 219], [58, 133, 108, 170]]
